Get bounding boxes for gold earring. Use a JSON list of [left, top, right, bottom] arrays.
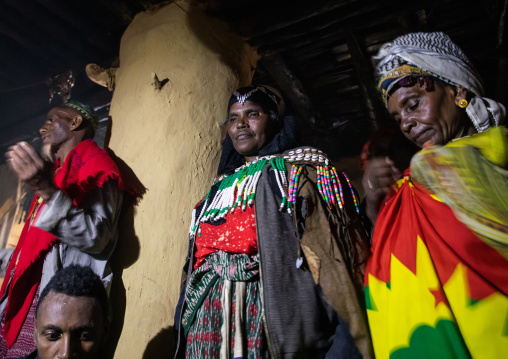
[[458, 99, 468, 108]]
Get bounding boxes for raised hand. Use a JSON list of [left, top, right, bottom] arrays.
[[5, 141, 56, 201], [362, 156, 401, 224]]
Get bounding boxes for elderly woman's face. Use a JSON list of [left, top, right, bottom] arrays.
[[387, 82, 470, 147], [227, 101, 276, 161]]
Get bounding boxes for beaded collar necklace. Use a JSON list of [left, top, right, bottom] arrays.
[[189, 148, 360, 237]]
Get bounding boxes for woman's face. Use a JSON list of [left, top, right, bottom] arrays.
[[387, 82, 472, 147], [227, 101, 277, 162]]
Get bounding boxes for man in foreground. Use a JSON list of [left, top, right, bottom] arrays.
[[21, 264, 109, 359]]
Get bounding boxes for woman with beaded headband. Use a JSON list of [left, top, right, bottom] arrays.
[[362, 32, 508, 358], [174, 85, 372, 358]]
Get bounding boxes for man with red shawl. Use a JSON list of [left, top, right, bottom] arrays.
[[1, 102, 129, 358]]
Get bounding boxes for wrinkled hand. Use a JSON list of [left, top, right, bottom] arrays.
[[5, 141, 56, 201], [362, 156, 401, 224]]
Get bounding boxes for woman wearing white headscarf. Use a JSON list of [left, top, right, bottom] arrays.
[[363, 32, 508, 358]]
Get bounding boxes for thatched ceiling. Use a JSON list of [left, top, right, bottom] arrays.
[[0, 0, 506, 161]]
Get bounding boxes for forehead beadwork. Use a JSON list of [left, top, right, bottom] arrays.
[[226, 85, 286, 128], [232, 87, 260, 105]]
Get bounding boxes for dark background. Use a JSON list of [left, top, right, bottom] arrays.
[[0, 0, 506, 161]]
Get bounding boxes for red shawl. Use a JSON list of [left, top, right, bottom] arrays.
[[0, 139, 126, 347]]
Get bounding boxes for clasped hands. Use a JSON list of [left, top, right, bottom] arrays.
[[5, 142, 56, 202]]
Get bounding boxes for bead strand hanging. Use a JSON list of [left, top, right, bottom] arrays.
[[288, 163, 357, 213], [330, 167, 344, 209], [270, 157, 291, 213], [288, 165, 302, 203], [342, 171, 360, 213]]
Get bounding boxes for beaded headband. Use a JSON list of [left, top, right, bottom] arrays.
[[228, 85, 285, 117], [233, 87, 260, 105]]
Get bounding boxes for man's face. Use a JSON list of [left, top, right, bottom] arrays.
[[39, 107, 76, 150], [35, 292, 107, 359]]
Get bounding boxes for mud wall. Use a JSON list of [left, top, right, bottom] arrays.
[[106, 1, 257, 357]]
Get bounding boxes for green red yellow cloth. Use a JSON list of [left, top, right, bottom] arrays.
[[365, 127, 508, 358]]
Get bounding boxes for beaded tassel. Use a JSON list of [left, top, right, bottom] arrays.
[[342, 171, 360, 213], [288, 165, 302, 203], [323, 166, 335, 207], [289, 164, 352, 212], [330, 168, 344, 209], [277, 157, 291, 213], [316, 166, 328, 204], [239, 159, 267, 211], [189, 187, 213, 236], [270, 157, 291, 213]]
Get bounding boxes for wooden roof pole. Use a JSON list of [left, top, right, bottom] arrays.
[[345, 31, 380, 132], [259, 53, 318, 127]]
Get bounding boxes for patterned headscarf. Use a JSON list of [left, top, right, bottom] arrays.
[[60, 101, 99, 131], [373, 32, 505, 132]]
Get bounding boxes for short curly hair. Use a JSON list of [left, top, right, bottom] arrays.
[[36, 265, 108, 320]]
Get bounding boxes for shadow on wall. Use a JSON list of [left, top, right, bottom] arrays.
[[101, 116, 147, 359], [142, 326, 175, 358]]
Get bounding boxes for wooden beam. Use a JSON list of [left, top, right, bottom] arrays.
[[259, 53, 318, 127], [397, 9, 427, 31], [0, 37, 45, 74], [0, 4, 82, 65], [34, 0, 113, 52], [3, 0, 101, 58], [0, 12, 54, 64], [0, 78, 111, 152], [345, 31, 382, 132], [498, 0, 508, 48], [253, 2, 423, 53], [252, 1, 380, 47], [249, 0, 360, 39]]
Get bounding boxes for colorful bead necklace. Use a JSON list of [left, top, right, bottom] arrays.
[[189, 147, 360, 237], [189, 155, 288, 236]]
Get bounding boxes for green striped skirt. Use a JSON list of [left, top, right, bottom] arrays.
[[182, 251, 270, 359]]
